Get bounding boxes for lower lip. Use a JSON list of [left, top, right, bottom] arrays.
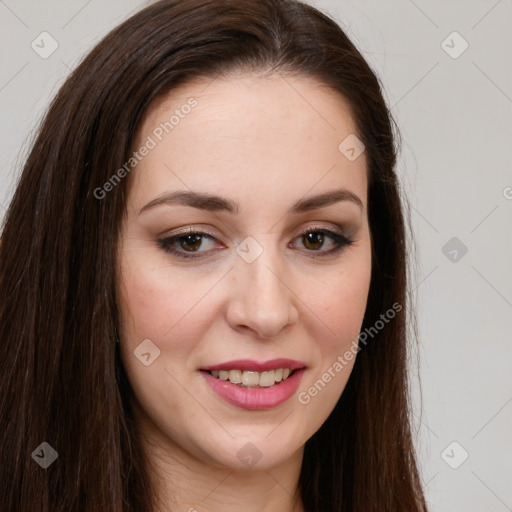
[[200, 369, 306, 410]]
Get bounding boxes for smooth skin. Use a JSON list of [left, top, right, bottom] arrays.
[[116, 72, 372, 512]]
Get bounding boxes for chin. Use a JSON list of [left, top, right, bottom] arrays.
[[196, 432, 304, 472]]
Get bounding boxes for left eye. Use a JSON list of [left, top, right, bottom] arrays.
[[158, 227, 353, 260], [294, 229, 343, 252]]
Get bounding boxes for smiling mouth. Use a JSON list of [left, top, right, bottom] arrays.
[[203, 368, 298, 388]]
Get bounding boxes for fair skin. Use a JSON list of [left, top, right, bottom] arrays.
[[116, 72, 372, 512]]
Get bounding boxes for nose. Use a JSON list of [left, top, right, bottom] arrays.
[[225, 244, 299, 339]]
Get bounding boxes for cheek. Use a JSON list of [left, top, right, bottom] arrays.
[[295, 257, 370, 417], [117, 255, 214, 358], [311, 256, 372, 354]]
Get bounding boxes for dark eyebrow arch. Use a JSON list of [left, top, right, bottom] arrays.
[[291, 188, 363, 213], [137, 187, 363, 216]]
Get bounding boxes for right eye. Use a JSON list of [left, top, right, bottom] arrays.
[[158, 228, 221, 259]]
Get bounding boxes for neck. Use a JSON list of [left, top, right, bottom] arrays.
[[134, 407, 305, 512]]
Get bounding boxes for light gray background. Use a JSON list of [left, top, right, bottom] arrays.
[[1, 1, 511, 510]]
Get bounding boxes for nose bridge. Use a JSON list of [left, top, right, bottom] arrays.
[[227, 236, 298, 338]]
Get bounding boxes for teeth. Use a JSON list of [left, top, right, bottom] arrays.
[[242, 371, 259, 387], [208, 368, 295, 387], [228, 369, 242, 383], [258, 370, 275, 387]]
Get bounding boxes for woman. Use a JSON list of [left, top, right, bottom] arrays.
[[0, 0, 428, 510]]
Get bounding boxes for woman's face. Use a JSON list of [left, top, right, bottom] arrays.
[[116, 72, 372, 471]]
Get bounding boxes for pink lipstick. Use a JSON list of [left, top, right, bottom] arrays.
[[200, 358, 306, 410]]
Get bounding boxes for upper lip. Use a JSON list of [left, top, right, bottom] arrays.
[[200, 358, 306, 372]]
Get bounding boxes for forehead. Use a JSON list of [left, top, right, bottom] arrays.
[[127, 72, 367, 214]]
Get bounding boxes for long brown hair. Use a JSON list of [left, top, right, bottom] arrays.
[[0, 0, 427, 510]]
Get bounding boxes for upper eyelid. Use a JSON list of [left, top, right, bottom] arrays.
[[165, 223, 347, 239], [167, 226, 217, 238]]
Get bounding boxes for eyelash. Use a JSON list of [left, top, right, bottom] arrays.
[[157, 226, 354, 260]]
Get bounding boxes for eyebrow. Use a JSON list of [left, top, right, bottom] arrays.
[[137, 187, 363, 216]]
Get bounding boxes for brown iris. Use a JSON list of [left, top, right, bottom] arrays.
[[179, 234, 203, 252], [302, 231, 324, 250]]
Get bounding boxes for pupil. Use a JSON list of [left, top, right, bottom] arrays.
[[181, 234, 202, 251], [304, 232, 323, 250]]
